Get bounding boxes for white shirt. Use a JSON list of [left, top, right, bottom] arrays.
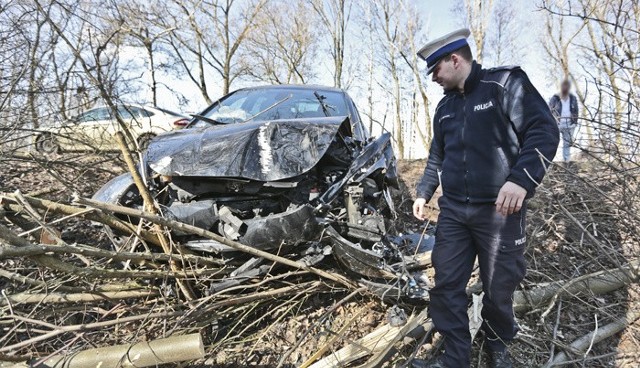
[[560, 96, 571, 124]]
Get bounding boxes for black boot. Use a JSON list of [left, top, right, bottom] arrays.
[[489, 350, 513, 368]]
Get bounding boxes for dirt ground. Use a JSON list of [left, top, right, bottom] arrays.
[[1, 154, 638, 367]]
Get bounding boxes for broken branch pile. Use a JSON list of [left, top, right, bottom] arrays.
[[0, 157, 639, 366]]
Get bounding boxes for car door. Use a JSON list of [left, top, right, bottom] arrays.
[[78, 107, 112, 150], [121, 106, 150, 137], [56, 108, 105, 151], [110, 106, 149, 148]]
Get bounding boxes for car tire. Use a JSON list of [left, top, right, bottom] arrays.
[[35, 133, 60, 154], [137, 133, 156, 152]]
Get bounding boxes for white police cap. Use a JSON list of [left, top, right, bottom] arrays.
[[417, 28, 471, 74]]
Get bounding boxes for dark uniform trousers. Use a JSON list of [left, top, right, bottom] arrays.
[[429, 195, 527, 367]]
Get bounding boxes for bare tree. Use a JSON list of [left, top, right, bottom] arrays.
[[33, 0, 144, 147], [453, 0, 494, 64], [540, 0, 592, 145], [167, 0, 269, 103], [398, 0, 431, 148], [485, 0, 525, 65], [244, 0, 318, 84], [371, 0, 407, 159], [359, 1, 382, 135], [541, 0, 639, 153], [118, 1, 176, 107], [308, 0, 352, 88]]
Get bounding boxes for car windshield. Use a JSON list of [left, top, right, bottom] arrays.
[[192, 88, 349, 126]]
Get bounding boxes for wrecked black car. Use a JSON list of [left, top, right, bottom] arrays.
[[93, 85, 432, 298]]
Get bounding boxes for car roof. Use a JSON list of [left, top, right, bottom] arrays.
[[234, 84, 347, 94], [85, 104, 145, 110]]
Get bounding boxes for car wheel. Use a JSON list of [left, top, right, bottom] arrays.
[[137, 133, 156, 151], [35, 133, 60, 154]]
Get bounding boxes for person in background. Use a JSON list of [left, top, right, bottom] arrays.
[[548, 79, 579, 162], [411, 28, 559, 368]]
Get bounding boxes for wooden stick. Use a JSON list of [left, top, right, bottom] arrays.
[[0, 312, 186, 354], [114, 131, 195, 300], [0, 242, 223, 267], [0, 227, 217, 280], [0, 269, 142, 293], [0, 290, 156, 306]]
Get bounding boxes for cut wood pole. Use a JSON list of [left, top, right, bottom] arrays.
[[114, 131, 195, 300], [2, 333, 204, 368], [544, 309, 640, 367], [0, 290, 156, 306]]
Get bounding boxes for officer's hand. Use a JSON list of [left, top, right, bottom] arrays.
[[495, 181, 527, 216], [413, 198, 428, 220]]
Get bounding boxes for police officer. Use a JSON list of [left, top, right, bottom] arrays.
[[411, 29, 559, 368]]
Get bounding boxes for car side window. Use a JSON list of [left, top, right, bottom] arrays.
[[140, 108, 154, 117], [130, 107, 154, 118], [114, 106, 152, 120], [117, 106, 135, 120], [77, 108, 111, 123]]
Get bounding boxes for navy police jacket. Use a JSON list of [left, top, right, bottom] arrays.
[[416, 61, 560, 203]]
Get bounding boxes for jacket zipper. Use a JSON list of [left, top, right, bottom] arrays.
[[461, 93, 469, 202]]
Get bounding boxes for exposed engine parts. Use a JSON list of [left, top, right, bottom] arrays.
[[93, 115, 433, 301]]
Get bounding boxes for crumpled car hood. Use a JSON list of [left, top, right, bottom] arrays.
[[145, 116, 349, 181]]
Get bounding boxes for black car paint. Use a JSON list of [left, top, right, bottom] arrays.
[[92, 85, 430, 300]]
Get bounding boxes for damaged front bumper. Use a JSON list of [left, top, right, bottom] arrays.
[[92, 117, 432, 301]]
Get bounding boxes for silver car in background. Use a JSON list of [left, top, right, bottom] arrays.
[[34, 105, 189, 154]]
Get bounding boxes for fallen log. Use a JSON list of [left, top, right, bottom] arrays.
[[2, 333, 204, 368], [514, 261, 639, 313], [544, 309, 640, 367]]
